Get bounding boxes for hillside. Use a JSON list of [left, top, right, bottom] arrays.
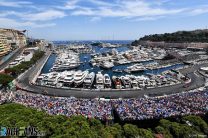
[[0, 103, 207, 137], [132, 29, 208, 46]]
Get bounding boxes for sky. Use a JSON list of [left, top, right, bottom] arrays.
[[0, 0, 208, 41]]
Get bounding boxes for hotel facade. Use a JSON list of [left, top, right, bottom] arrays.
[[0, 28, 27, 57]]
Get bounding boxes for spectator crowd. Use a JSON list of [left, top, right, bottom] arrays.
[[0, 88, 207, 121]]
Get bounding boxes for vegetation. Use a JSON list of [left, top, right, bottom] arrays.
[[0, 74, 14, 87], [5, 51, 45, 77], [0, 50, 45, 88], [0, 103, 207, 138], [132, 29, 208, 45]]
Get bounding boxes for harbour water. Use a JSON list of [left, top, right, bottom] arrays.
[[41, 41, 184, 77]]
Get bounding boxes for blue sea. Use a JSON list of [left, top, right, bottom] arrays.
[[41, 40, 184, 77]]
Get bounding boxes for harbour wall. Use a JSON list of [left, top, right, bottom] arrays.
[[30, 51, 51, 84]]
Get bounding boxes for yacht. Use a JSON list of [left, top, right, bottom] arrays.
[[96, 72, 104, 89], [104, 74, 111, 88], [36, 74, 47, 85], [62, 71, 75, 87], [56, 72, 66, 88], [112, 76, 122, 89], [113, 69, 123, 73], [131, 77, 139, 89], [125, 64, 146, 73], [120, 76, 132, 89], [51, 52, 80, 71], [74, 70, 89, 87], [45, 72, 59, 86], [83, 72, 95, 88], [100, 61, 114, 69]]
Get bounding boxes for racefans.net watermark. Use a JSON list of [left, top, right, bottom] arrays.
[[0, 126, 46, 137]]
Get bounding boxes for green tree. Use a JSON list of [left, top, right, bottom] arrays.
[[0, 74, 14, 88], [123, 124, 139, 138]]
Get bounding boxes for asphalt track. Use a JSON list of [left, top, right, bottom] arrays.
[[0, 48, 23, 70], [16, 51, 206, 99]]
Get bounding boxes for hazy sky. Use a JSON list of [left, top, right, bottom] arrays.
[[0, 0, 208, 40]]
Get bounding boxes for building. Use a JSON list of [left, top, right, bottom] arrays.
[[0, 28, 27, 49], [0, 34, 10, 57], [28, 39, 49, 51]]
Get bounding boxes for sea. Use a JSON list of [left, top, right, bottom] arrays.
[[41, 40, 184, 77]]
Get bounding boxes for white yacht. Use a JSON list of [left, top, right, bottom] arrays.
[[125, 64, 146, 73], [96, 72, 104, 89], [45, 72, 59, 86], [74, 70, 89, 87], [120, 76, 132, 89], [100, 61, 114, 69], [62, 71, 75, 87], [131, 79, 139, 89], [36, 74, 47, 85], [51, 52, 80, 71], [104, 74, 111, 88], [83, 72, 95, 88]]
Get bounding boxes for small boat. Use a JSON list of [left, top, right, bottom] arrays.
[[120, 76, 132, 89], [100, 61, 114, 69], [96, 72, 104, 89], [74, 70, 89, 87], [104, 74, 111, 88], [83, 72, 95, 88], [112, 76, 122, 89], [113, 69, 123, 73]]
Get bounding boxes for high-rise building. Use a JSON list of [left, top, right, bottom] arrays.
[[0, 28, 27, 57], [0, 34, 10, 56], [0, 28, 27, 48]]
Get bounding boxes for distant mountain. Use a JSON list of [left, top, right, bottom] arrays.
[[132, 29, 208, 46]]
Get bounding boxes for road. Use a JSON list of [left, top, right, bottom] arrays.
[[0, 47, 24, 70], [16, 51, 206, 99]]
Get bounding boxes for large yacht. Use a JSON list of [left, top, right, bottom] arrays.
[[104, 74, 111, 88], [45, 72, 59, 86], [74, 70, 89, 87], [112, 76, 122, 89], [83, 72, 95, 88], [62, 71, 75, 87], [129, 76, 139, 89], [120, 76, 132, 89], [50, 52, 80, 71], [125, 64, 146, 73], [96, 72, 104, 89]]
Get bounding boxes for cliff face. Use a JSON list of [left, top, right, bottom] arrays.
[[132, 29, 208, 48]]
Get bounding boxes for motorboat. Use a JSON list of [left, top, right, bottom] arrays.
[[83, 72, 95, 88], [125, 64, 146, 73], [100, 61, 114, 69], [96, 72, 104, 89], [120, 76, 132, 89], [104, 74, 111, 88], [112, 76, 122, 89], [113, 69, 123, 73], [74, 70, 89, 87]]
